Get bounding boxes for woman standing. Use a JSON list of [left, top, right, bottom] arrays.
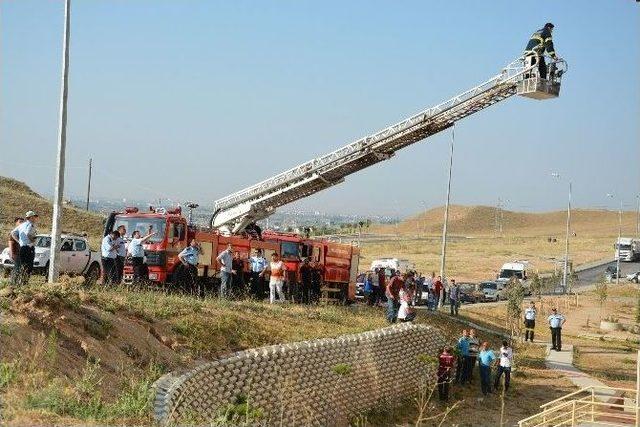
[[261, 252, 287, 303]]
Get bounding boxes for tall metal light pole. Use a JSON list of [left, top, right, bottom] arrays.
[[420, 200, 427, 236], [607, 194, 622, 286], [552, 173, 572, 293], [85, 158, 92, 211], [636, 194, 640, 239], [439, 124, 455, 305], [617, 200, 622, 286], [48, 0, 71, 283]]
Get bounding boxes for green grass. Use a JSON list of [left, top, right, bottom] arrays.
[[23, 359, 163, 423]]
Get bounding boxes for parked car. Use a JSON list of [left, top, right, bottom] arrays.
[[626, 271, 640, 283], [458, 282, 483, 303], [355, 272, 367, 300], [604, 265, 622, 283], [0, 233, 101, 285], [480, 281, 506, 302]]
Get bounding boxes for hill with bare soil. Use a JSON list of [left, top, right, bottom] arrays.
[[0, 176, 105, 247], [375, 204, 638, 237]]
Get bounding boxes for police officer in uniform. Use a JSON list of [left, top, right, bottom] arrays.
[[10, 211, 38, 286], [547, 308, 566, 351], [524, 22, 558, 79], [524, 301, 537, 342], [178, 239, 202, 294]]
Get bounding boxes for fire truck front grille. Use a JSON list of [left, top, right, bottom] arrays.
[[145, 251, 166, 266]]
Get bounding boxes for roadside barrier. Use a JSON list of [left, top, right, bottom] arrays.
[[153, 323, 445, 426]]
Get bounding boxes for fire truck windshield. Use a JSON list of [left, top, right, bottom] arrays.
[[114, 216, 166, 242], [281, 241, 300, 259]]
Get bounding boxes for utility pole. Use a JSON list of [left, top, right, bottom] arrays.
[[607, 193, 622, 286], [48, 0, 71, 284], [563, 182, 572, 292], [617, 200, 622, 286], [636, 194, 640, 239], [552, 173, 572, 293], [85, 158, 92, 211], [440, 124, 455, 305]]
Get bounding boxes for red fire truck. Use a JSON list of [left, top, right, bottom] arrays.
[[104, 207, 358, 302]]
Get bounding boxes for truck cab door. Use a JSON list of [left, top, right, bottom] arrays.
[[59, 238, 74, 273], [70, 239, 90, 273]]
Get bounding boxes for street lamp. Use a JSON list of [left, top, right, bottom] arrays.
[[636, 194, 639, 239], [606, 193, 622, 285], [440, 124, 455, 307], [420, 201, 428, 236], [551, 173, 571, 293]]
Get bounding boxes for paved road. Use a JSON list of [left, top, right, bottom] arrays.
[[574, 259, 640, 288]]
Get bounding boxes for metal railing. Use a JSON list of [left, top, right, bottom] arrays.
[[518, 386, 638, 427]]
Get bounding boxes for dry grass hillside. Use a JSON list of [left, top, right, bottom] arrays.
[[362, 205, 638, 281], [0, 277, 564, 426], [0, 176, 105, 247], [374, 204, 637, 237]]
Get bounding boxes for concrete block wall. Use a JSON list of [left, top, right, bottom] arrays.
[[154, 323, 446, 426]]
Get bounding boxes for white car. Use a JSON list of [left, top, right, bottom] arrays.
[[481, 281, 506, 302], [626, 271, 640, 283], [0, 234, 101, 285]]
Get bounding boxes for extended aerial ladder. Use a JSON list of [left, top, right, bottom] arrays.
[[211, 55, 567, 233]]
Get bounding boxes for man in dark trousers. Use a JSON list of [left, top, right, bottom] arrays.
[[310, 261, 323, 304], [524, 301, 537, 342], [10, 212, 37, 286], [547, 308, 566, 351], [385, 272, 404, 323], [437, 346, 455, 401], [101, 230, 120, 285], [178, 238, 202, 294], [524, 22, 558, 79], [5, 217, 24, 278], [231, 251, 245, 297], [299, 257, 313, 304], [249, 249, 268, 298]]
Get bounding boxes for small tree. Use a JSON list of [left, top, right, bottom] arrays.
[[594, 282, 608, 321], [529, 273, 543, 301], [506, 277, 526, 341]]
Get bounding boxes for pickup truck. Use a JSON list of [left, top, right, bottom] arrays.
[[0, 233, 101, 285]]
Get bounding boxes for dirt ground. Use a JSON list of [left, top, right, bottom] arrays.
[[461, 284, 640, 393]]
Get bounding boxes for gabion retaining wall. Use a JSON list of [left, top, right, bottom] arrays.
[[154, 323, 446, 426]]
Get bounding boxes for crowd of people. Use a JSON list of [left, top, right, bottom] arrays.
[[437, 330, 514, 401], [171, 240, 325, 303], [362, 269, 464, 324]]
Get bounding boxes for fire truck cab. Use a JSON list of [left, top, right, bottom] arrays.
[[104, 208, 357, 302]]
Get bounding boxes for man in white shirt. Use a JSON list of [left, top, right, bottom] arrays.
[[114, 225, 127, 284], [10, 210, 38, 286], [524, 301, 537, 342], [101, 230, 120, 285], [548, 308, 566, 351], [216, 243, 234, 299], [248, 249, 268, 298], [494, 340, 513, 392], [127, 228, 156, 284]]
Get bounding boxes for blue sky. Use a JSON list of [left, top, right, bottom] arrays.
[[1, 1, 638, 216]]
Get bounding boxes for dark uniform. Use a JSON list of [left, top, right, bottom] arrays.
[[524, 24, 557, 79], [299, 262, 313, 304]]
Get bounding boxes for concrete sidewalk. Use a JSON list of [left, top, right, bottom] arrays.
[[544, 344, 619, 403]]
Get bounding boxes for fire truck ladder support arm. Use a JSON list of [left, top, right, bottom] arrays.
[[211, 55, 567, 234]]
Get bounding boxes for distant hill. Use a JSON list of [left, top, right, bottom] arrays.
[[0, 176, 105, 246], [374, 204, 638, 237]]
